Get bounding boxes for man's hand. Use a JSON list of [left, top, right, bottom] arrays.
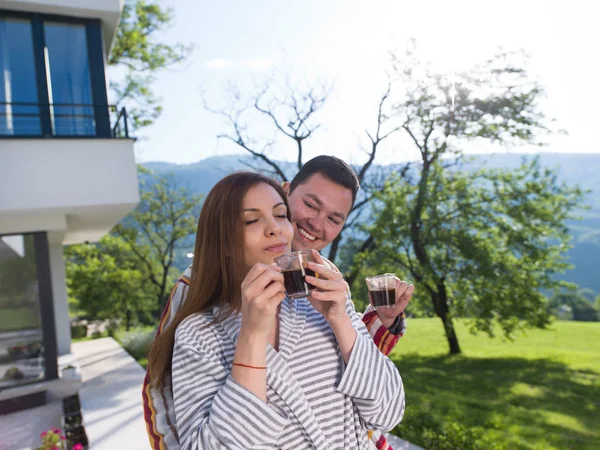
[[305, 250, 357, 363], [375, 278, 414, 329]]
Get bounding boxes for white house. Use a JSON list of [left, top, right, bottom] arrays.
[[0, 0, 139, 429]]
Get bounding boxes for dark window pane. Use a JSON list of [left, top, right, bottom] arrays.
[[0, 18, 41, 136], [44, 22, 95, 136], [0, 235, 45, 389]]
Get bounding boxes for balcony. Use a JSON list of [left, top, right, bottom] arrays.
[[0, 101, 139, 245], [0, 102, 130, 139]]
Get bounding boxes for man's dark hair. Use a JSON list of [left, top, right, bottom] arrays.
[[289, 155, 360, 205]]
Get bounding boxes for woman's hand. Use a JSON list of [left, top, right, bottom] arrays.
[[234, 264, 284, 402], [240, 263, 286, 339], [305, 250, 350, 326]]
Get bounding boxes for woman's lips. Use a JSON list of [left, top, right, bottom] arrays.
[[264, 243, 287, 252]]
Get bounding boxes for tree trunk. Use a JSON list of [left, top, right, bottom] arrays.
[[327, 232, 342, 263], [409, 158, 461, 354], [431, 280, 461, 354], [344, 235, 375, 287], [440, 312, 461, 354], [125, 309, 132, 332]]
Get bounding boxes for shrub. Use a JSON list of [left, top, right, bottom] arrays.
[[394, 411, 505, 450], [70, 325, 87, 340], [3, 366, 25, 380], [119, 329, 154, 362]]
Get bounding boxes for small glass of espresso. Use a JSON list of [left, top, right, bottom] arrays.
[[365, 273, 397, 310], [275, 250, 316, 299]]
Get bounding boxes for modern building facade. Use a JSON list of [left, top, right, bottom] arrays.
[[0, 0, 139, 415]]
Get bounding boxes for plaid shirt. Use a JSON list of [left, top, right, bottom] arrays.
[[143, 264, 406, 450]]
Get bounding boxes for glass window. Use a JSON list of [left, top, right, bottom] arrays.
[[0, 234, 45, 389], [44, 22, 95, 136], [0, 18, 41, 136]]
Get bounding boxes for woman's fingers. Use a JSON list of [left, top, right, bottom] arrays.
[[256, 280, 286, 306], [243, 263, 280, 288], [243, 265, 284, 302]]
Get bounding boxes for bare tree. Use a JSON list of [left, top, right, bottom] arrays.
[[328, 80, 402, 263], [204, 74, 400, 263]]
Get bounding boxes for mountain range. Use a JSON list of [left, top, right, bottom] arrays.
[[142, 153, 600, 294]]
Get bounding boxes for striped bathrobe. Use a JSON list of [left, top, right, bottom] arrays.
[[143, 265, 406, 450], [172, 296, 405, 449]]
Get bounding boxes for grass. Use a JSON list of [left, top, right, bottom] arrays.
[[91, 319, 599, 448], [390, 319, 600, 450]]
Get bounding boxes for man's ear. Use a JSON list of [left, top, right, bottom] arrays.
[[282, 181, 291, 196]]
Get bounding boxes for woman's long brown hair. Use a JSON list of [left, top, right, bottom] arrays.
[[147, 172, 290, 388]]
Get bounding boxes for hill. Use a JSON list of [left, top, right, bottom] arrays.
[[142, 152, 600, 293]]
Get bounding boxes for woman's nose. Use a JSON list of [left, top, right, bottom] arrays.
[[266, 217, 281, 236]]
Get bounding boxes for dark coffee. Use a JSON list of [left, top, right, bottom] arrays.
[[283, 268, 316, 298], [368, 288, 396, 308]]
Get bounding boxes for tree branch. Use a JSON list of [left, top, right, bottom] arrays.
[[358, 81, 399, 183]]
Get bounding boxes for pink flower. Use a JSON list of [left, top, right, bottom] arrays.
[[41, 431, 48, 438], [51, 447, 59, 450], [51, 427, 61, 434], [73, 443, 84, 450], [61, 434, 67, 440]]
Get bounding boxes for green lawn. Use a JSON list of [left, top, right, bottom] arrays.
[[390, 319, 600, 450]]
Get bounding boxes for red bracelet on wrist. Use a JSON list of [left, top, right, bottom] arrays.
[[232, 362, 267, 370]]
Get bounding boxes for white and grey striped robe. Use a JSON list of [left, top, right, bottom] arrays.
[[171, 296, 405, 449]]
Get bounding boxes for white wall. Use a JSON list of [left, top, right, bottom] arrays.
[[0, 138, 140, 243], [47, 232, 71, 356], [1, 138, 139, 213]]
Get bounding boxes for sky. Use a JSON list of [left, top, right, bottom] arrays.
[[113, 0, 600, 166]]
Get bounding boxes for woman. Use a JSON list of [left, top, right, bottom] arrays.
[[147, 172, 404, 449]]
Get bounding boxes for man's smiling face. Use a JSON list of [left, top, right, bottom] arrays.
[[284, 173, 354, 252]]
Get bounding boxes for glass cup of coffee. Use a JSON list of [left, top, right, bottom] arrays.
[[275, 250, 317, 299], [365, 273, 397, 311]]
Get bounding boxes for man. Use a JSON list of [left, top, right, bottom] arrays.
[[143, 155, 414, 450]]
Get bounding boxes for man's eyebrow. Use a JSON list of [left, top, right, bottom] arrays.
[[305, 194, 346, 220], [243, 202, 286, 212]]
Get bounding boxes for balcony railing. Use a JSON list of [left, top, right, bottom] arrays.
[[0, 102, 131, 139]]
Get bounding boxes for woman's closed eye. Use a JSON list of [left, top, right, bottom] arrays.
[[245, 214, 286, 225]]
